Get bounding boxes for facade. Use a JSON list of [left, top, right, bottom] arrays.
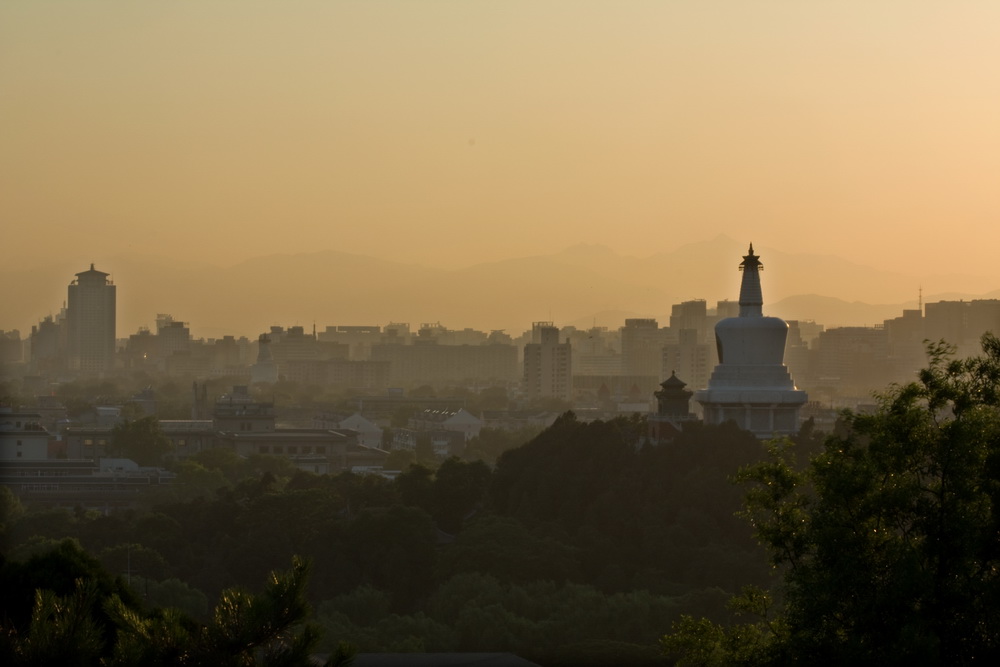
[[925, 299, 1000, 358], [812, 326, 890, 396], [213, 385, 275, 432], [695, 245, 807, 437], [408, 408, 483, 440], [0, 409, 51, 460], [669, 300, 709, 337], [523, 322, 572, 402], [337, 413, 384, 448], [66, 264, 116, 376], [371, 341, 518, 387], [30, 314, 66, 374], [570, 326, 621, 376], [0, 459, 175, 512], [620, 318, 665, 377], [216, 430, 353, 474], [662, 328, 714, 395]]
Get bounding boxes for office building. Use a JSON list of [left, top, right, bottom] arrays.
[[66, 264, 116, 376], [523, 322, 572, 402]]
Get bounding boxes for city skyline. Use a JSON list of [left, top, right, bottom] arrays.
[[3, 2, 1000, 289], [5, 235, 1000, 341]]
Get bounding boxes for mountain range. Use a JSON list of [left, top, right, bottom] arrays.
[[3, 236, 998, 339]]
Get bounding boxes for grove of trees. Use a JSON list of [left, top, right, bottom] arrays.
[[663, 335, 1000, 665], [3, 409, 783, 664]]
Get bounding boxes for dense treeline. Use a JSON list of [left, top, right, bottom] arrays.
[[663, 336, 1000, 666], [0, 539, 350, 666], [2, 412, 792, 664]]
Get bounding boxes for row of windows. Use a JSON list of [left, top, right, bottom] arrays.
[[258, 445, 326, 455], [19, 484, 141, 493]]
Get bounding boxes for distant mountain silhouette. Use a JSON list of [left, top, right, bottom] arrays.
[[2, 238, 996, 339], [767, 295, 919, 328]]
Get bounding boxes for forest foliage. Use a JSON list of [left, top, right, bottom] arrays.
[[663, 334, 1000, 666], [2, 407, 782, 664]]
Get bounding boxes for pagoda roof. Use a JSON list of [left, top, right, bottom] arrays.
[[660, 371, 687, 389], [76, 263, 110, 277]]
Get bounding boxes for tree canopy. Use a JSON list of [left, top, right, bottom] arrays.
[[109, 416, 172, 466], [664, 334, 1000, 665], [0, 540, 344, 666]]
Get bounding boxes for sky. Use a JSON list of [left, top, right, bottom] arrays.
[[2, 1, 1000, 281]]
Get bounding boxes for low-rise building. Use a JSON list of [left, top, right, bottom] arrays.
[[0, 409, 51, 461], [0, 458, 175, 512]]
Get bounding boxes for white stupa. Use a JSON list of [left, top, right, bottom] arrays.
[[694, 244, 807, 437], [250, 333, 279, 384]]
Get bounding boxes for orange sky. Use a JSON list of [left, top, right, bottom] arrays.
[[2, 1, 999, 282]]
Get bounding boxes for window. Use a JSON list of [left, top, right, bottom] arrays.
[[259, 445, 269, 454], [302, 446, 311, 454], [315, 446, 326, 454], [273, 446, 283, 454], [288, 446, 298, 455]]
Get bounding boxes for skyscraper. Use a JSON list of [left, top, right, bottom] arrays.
[[523, 322, 572, 403], [620, 318, 664, 377], [695, 245, 807, 437], [67, 264, 116, 376]]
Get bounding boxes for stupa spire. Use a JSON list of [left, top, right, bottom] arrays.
[[738, 243, 763, 317]]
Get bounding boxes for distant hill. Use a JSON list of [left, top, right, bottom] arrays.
[[767, 295, 920, 328], [2, 237, 997, 339]]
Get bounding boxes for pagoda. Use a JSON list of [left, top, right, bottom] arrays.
[[694, 244, 807, 437], [649, 371, 696, 442]]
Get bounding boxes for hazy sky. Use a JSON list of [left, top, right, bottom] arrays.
[[3, 1, 999, 278]]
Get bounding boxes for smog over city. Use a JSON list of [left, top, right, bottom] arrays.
[[3, 3, 1000, 665]]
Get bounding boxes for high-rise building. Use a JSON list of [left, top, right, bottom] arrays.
[[523, 322, 572, 402], [695, 245, 807, 437], [669, 301, 708, 337], [66, 264, 116, 376], [812, 326, 889, 397], [621, 318, 665, 377], [662, 328, 713, 393]]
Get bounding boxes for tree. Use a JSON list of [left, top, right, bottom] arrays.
[[414, 434, 437, 468], [0, 538, 143, 664], [109, 416, 172, 465], [431, 457, 491, 533], [462, 426, 541, 465], [1, 578, 106, 667], [345, 505, 437, 610], [663, 334, 1000, 666], [0, 485, 25, 542], [477, 386, 510, 411], [2, 541, 343, 667], [382, 448, 415, 472]]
